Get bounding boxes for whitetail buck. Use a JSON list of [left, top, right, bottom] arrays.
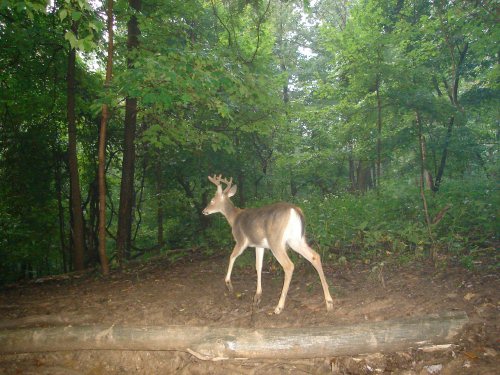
[[203, 174, 334, 314]]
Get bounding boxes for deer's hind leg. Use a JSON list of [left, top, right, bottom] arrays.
[[289, 238, 334, 311]]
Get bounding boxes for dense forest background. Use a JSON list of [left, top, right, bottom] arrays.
[[0, 0, 497, 284]]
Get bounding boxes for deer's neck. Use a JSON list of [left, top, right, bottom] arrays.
[[222, 199, 241, 227]]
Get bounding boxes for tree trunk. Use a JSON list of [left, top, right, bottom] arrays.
[[376, 76, 382, 186], [98, 113, 110, 275], [0, 312, 467, 359], [68, 188, 74, 267], [66, 20, 86, 271], [155, 159, 164, 247], [348, 150, 356, 192], [55, 155, 68, 273], [418, 132, 434, 191], [116, 95, 137, 262], [356, 160, 371, 193], [424, 169, 434, 192], [416, 112, 434, 245], [86, 179, 99, 266], [433, 39, 468, 192], [116, 0, 141, 266], [433, 116, 454, 192], [275, 4, 289, 106], [97, 0, 114, 275]]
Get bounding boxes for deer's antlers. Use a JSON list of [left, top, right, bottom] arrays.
[[208, 174, 233, 193]]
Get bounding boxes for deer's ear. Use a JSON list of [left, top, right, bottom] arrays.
[[227, 185, 237, 197]]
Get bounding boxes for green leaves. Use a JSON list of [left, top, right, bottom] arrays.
[[71, 10, 82, 21], [58, 0, 98, 51], [59, 8, 68, 20], [1, 0, 497, 281], [63, 30, 78, 48]]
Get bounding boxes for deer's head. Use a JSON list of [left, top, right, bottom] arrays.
[[202, 175, 237, 215]]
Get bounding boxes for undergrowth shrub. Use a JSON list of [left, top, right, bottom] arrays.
[[296, 177, 497, 266], [197, 176, 497, 270]]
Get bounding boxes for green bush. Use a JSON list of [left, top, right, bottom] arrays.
[[291, 177, 497, 265], [194, 176, 497, 270]]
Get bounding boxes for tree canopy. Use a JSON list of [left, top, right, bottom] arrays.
[[0, 0, 497, 283]]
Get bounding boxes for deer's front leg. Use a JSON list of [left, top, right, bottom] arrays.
[[225, 242, 247, 293], [253, 247, 265, 306]]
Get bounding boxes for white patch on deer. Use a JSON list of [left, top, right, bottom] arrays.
[[284, 208, 304, 248], [252, 239, 270, 248]]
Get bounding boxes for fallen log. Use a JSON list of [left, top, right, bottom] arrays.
[[0, 311, 467, 360], [0, 314, 93, 329]]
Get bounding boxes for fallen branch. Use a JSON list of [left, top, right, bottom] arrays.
[[0, 311, 468, 360]]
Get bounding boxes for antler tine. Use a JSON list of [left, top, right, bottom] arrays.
[[208, 174, 221, 186], [221, 176, 233, 193], [207, 174, 233, 192]]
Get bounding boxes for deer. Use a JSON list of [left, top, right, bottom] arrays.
[[202, 174, 334, 314]]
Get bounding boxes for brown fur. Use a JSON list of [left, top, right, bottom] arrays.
[[203, 175, 333, 314], [232, 203, 303, 246]]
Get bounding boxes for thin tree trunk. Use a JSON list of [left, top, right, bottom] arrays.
[[357, 160, 371, 193], [116, 0, 141, 266], [87, 179, 99, 265], [98, 117, 110, 274], [433, 116, 454, 192], [277, 15, 289, 105], [67, 20, 85, 271], [97, 0, 114, 275], [54, 150, 67, 273], [155, 159, 164, 247], [424, 169, 434, 191], [348, 156, 356, 192], [419, 133, 434, 191], [132, 156, 147, 243], [376, 75, 382, 186], [68, 187, 74, 267], [116, 96, 137, 263], [432, 34, 468, 192], [416, 112, 434, 248]]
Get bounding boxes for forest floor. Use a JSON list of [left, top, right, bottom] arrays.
[[0, 251, 498, 374]]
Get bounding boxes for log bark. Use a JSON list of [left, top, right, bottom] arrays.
[[0, 314, 92, 329], [0, 311, 467, 360]]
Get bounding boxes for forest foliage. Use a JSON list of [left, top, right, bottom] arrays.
[[0, 0, 498, 284]]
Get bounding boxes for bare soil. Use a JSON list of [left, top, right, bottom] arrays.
[[0, 252, 498, 374]]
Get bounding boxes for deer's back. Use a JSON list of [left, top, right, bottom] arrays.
[[232, 202, 305, 248]]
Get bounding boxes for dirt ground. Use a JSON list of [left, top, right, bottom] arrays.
[[0, 251, 498, 374]]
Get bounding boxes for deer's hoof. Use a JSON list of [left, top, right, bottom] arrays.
[[274, 306, 283, 315], [253, 293, 261, 306], [225, 280, 234, 293], [326, 299, 334, 311]]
